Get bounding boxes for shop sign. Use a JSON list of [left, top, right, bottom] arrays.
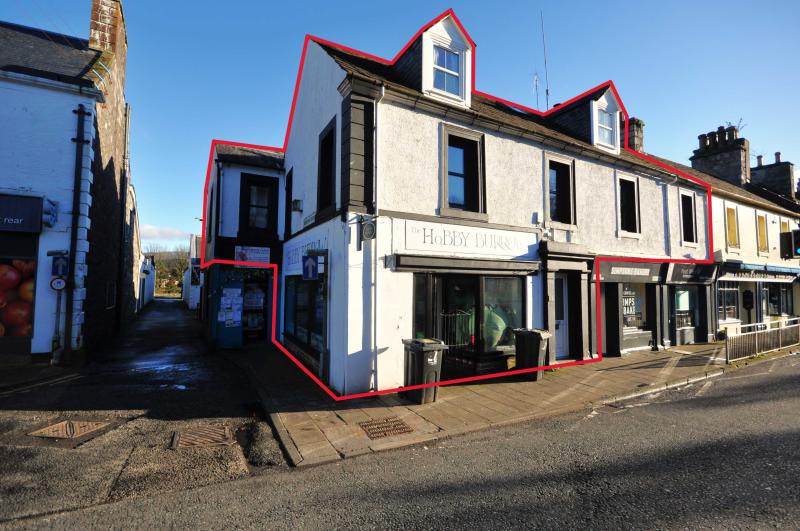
[[595, 261, 664, 283], [234, 246, 270, 267], [403, 220, 536, 258], [284, 234, 328, 276], [666, 263, 717, 285], [0, 194, 42, 233]]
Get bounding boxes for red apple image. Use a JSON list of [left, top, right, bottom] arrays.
[[11, 323, 32, 337], [0, 264, 21, 290], [1, 301, 32, 328], [11, 260, 35, 279], [0, 322, 5, 337], [18, 279, 34, 303], [0, 290, 7, 310]]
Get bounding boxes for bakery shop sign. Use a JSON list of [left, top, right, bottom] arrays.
[[0, 194, 42, 233]]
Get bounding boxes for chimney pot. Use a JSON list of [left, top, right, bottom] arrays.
[[725, 125, 738, 143], [717, 125, 727, 144], [698, 134, 708, 150], [776, 151, 782, 163], [707, 131, 719, 149], [757, 155, 763, 167]]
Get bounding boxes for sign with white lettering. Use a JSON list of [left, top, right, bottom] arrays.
[[284, 233, 328, 276], [403, 220, 536, 258], [666, 263, 717, 285], [595, 262, 665, 283], [0, 194, 42, 233]]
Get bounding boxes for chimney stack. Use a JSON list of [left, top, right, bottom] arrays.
[[757, 155, 763, 167], [690, 124, 750, 186], [751, 149, 796, 201], [88, 0, 127, 96], [627, 117, 645, 152]]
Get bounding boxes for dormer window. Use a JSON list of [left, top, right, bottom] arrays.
[[433, 46, 460, 96], [597, 109, 615, 146]]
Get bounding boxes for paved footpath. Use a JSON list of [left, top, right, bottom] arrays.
[[228, 341, 745, 467]]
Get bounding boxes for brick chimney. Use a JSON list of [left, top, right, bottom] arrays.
[[89, 0, 127, 93], [751, 150, 796, 201], [627, 117, 645, 152], [690, 125, 750, 186]]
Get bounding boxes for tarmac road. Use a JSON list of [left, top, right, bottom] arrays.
[[7, 352, 799, 530]]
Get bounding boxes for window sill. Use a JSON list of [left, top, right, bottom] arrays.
[[618, 230, 642, 240], [595, 141, 620, 154], [757, 250, 770, 258], [438, 207, 488, 222], [425, 87, 466, 105], [546, 220, 577, 231], [727, 246, 741, 254], [682, 241, 700, 248]]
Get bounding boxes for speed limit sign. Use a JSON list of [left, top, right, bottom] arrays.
[[50, 277, 66, 291]]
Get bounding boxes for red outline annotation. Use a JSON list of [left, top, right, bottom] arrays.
[[199, 9, 714, 402]]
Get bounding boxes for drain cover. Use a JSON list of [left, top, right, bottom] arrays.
[[28, 420, 110, 440], [359, 417, 414, 440], [171, 425, 235, 449]]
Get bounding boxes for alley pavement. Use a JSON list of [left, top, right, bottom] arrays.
[[6, 351, 799, 529], [0, 299, 285, 523]]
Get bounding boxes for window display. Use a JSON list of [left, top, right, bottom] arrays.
[[0, 258, 36, 339]]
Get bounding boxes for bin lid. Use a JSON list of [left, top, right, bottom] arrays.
[[402, 338, 449, 350], [513, 328, 552, 338]]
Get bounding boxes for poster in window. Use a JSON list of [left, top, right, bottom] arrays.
[[0, 258, 36, 338]]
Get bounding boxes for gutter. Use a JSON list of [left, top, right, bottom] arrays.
[[64, 104, 91, 363], [0, 70, 105, 103]]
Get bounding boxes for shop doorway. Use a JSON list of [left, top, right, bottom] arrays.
[[554, 274, 569, 360]]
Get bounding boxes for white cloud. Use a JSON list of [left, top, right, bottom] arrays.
[[140, 224, 190, 241]]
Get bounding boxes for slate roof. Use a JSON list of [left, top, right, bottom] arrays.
[[215, 144, 284, 170], [0, 20, 100, 87], [319, 42, 800, 216]]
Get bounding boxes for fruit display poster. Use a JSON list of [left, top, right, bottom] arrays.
[[0, 258, 36, 338]]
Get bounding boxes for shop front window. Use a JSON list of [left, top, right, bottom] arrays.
[[675, 286, 697, 328], [767, 284, 794, 316], [0, 256, 36, 339], [622, 283, 646, 329], [283, 273, 327, 359], [717, 281, 739, 321], [483, 277, 523, 352]]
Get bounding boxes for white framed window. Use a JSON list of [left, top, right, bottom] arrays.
[[433, 45, 461, 97], [680, 190, 698, 245], [617, 174, 640, 236], [597, 108, 615, 147]]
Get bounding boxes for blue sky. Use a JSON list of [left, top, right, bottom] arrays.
[[2, 1, 799, 248]]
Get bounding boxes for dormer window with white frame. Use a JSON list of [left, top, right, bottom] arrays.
[[433, 45, 460, 96], [591, 91, 621, 154], [421, 15, 472, 108]]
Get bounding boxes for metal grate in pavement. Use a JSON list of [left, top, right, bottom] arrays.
[[28, 420, 111, 440], [170, 425, 235, 449], [358, 417, 414, 440]]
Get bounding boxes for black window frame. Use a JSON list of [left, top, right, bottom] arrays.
[[237, 173, 279, 241], [618, 176, 640, 234], [680, 191, 697, 244], [316, 117, 337, 221], [283, 274, 327, 359], [767, 283, 794, 316], [439, 124, 487, 221], [547, 158, 574, 225]]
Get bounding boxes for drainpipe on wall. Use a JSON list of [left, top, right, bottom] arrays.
[[370, 84, 385, 391], [64, 104, 91, 365], [115, 103, 131, 329]]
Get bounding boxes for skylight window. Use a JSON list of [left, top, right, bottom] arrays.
[[433, 46, 460, 96]]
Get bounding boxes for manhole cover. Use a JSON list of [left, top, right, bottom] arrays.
[[28, 420, 110, 440], [171, 425, 235, 449], [359, 417, 414, 440]]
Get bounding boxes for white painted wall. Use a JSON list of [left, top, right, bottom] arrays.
[[217, 162, 283, 239], [377, 98, 709, 261], [0, 77, 97, 353], [283, 41, 346, 233]]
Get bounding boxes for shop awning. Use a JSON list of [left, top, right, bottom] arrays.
[[718, 262, 800, 283]]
